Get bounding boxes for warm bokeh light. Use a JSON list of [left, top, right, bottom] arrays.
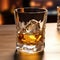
[[46, 1, 53, 7], [0, 14, 4, 25], [30, 1, 41, 7], [30, 1, 36, 7], [1, 0, 9, 11]]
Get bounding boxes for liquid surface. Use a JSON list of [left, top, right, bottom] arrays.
[[18, 33, 42, 45]]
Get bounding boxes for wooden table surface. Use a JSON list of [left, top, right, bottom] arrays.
[[0, 23, 60, 60]]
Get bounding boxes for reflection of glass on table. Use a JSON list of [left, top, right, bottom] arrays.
[[14, 50, 44, 60]]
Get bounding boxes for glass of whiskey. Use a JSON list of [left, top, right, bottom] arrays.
[[14, 7, 47, 53], [57, 6, 60, 32]]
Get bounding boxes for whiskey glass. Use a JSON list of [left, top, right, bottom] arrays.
[[57, 6, 60, 32], [14, 7, 47, 53]]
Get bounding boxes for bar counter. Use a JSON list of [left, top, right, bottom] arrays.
[[0, 23, 60, 60]]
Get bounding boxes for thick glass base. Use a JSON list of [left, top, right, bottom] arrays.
[[16, 42, 45, 54]]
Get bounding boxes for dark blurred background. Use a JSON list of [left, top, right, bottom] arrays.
[[0, 0, 58, 25]]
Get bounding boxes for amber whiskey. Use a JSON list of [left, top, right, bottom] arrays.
[[17, 32, 42, 45]]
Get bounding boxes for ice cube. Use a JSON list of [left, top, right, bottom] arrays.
[[18, 22, 26, 34], [25, 19, 41, 34]]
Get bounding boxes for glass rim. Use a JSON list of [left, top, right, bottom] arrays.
[[14, 7, 48, 13]]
